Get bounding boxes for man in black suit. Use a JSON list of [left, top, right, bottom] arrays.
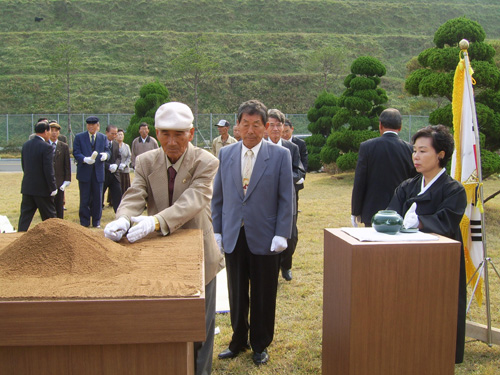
[[18, 121, 58, 231], [351, 108, 416, 227], [102, 125, 122, 212], [268, 109, 305, 281], [48, 122, 71, 219]]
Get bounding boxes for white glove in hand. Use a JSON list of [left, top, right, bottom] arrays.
[[403, 202, 419, 229], [83, 157, 95, 165], [100, 152, 109, 161], [104, 217, 130, 242], [270, 235, 288, 253], [351, 215, 361, 227], [50, 189, 58, 197], [127, 216, 155, 243], [296, 177, 305, 185], [109, 164, 118, 173], [59, 181, 71, 191], [119, 163, 126, 171], [90, 151, 98, 160], [214, 233, 223, 253]]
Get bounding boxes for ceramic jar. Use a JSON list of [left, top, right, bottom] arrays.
[[371, 210, 403, 234]]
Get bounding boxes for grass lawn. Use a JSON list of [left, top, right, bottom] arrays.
[[1, 171, 500, 374]]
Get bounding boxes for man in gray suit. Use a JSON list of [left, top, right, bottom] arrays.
[[267, 109, 305, 281], [212, 100, 294, 366]]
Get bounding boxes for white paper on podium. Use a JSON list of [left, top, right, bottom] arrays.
[[341, 227, 439, 242]]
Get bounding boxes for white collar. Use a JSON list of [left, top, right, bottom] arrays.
[[420, 168, 446, 195]]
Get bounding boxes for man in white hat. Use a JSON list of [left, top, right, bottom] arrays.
[[104, 102, 224, 375], [212, 119, 237, 157]]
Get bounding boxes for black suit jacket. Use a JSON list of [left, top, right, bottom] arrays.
[[280, 139, 305, 214], [51, 141, 71, 187], [351, 132, 416, 225], [21, 136, 57, 196], [291, 136, 308, 173], [105, 140, 122, 182]]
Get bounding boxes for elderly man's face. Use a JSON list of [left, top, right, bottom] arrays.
[[86, 122, 99, 135], [156, 128, 194, 163], [282, 125, 293, 140], [218, 126, 229, 136], [139, 125, 149, 138], [233, 125, 240, 140], [106, 127, 118, 141], [49, 127, 60, 142], [267, 117, 283, 144], [238, 113, 268, 149]]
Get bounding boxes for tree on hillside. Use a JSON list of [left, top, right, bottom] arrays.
[[405, 16, 500, 178], [169, 34, 220, 129], [309, 46, 348, 92], [50, 42, 81, 147], [124, 81, 169, 145]]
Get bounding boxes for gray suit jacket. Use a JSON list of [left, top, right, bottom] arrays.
[[212, 140, 294, 255]]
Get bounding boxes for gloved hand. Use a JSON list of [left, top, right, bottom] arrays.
[[100, 152, 109, 161], [296, 177, 305, 185], [403, 202, 419, 229], [351, 215, 361, 227], [83, 157, 95, 165], [104, 217, 130, 242], [119, 163, 126, 171], [127, 216, 156, 243], [270, 235, 288, 253], [59, 181, 71, 191], [50, 189, 58, 197], [109, 164, 118, 173], [214, 233, 223, 253]]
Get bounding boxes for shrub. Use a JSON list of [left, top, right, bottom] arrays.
[[336, 151, 358, 171], [307, 153, 322, 172]]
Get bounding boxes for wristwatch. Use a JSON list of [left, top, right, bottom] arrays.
[[153, 216, 160, 231]]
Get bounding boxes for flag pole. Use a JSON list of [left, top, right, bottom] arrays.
[[460, 39, 493, 346]]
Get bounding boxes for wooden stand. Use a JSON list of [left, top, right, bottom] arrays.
[[0, 229, 205, 375], [323, 228, 461, 375]]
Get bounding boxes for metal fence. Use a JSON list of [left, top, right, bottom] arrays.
[[0, 113, 429, 150]]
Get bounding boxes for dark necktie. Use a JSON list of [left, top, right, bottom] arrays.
[[91, 134, 95, 147], [168, 166, 177, 206], [51, 142, 56, 154]]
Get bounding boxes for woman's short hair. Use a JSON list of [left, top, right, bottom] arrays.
[[411, 125, 454, 168]]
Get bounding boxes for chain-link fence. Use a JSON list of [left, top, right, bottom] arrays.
[[0, 113, 429, 151]]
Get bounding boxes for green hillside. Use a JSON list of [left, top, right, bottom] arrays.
[[1, 0, 500, 114]]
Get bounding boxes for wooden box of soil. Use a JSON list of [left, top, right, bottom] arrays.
[[0, 219, 206, 375]]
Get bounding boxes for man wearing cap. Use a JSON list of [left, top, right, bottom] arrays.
[[131, 122, 158, 169], [73, 116, 110, 228], [18, 121, 57, 231], [212, 119, 237, 157], [48, 122, 71, 219], [104, 102, 224, 375]]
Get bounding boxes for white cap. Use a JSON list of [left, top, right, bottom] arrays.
[[155, 102, 194, 130], [216, 119, 230, 127]]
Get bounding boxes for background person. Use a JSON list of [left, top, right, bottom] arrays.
[[387, 124, 467, 364], [351, 108, 416, 227], [116, 128, 131, 195], [104, 102, 223, 375], [212, 119, 237, 157], [233, 123, 241, 141], [48, 122, 71, 219], [131, 122, 158, 169], [102, 125, 122, 213]]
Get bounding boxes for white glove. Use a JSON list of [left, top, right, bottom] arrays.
[[119, 163, 126, 171], [109, 164, 118, 173], [403, 202, 419, 229], [351, 215, 361, 227], [50, 189, 58, 197], [296, 177, 305, 185], [90, 151, 98, 160], [270, 235, 288, 253], [59, 181, 71, 191], [214, 233, 223, 253], [83, 157, 95, 165], [104, 217, 130, 242], [127, 216, 156, 243], [100, 152, 109, 161]]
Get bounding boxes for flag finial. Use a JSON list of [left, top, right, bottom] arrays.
[[459, 39, 469, 50]]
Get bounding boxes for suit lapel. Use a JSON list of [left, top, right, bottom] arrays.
[[230, 143, 245, 200], [148, 150, 169, 209], [245, 140, 269, 199], [174, 143, 194, 202]]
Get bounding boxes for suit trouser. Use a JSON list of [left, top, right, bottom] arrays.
[[54, 190, 64, 219], [78, 172, 103, 227], [280, 212, 298, 270], [102, 173, 122, 213], [194, 277, 216, 375], [18, 194, 56, 231], [225, 227, 281, 354]]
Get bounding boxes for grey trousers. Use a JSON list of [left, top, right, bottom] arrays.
[[194, 276, 216, 375]]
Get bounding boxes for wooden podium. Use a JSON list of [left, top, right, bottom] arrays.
[[0, 229, 206, 375], [323, 228, 461, 375]]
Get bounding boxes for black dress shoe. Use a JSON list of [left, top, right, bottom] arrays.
[[218, 344, 249, 360], [282, 268, 292, 281], [252, 349, 269, 365]]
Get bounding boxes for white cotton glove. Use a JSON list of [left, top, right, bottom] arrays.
[[296, 177, 305, 185], [109, 164, 118, 173], [50, 189, 58, 197], [59, 181, 71, 191], [100, 152, 109, 161], [403, 202, 419, 229], [127, 216, 156, 243], [351, 215, 361, 227], [104, 217, 131, 242], [214, 233, 223, 253], [83, 157, 95, 165], [270, 235, 288, 253], [119, 163, 126, 171]]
